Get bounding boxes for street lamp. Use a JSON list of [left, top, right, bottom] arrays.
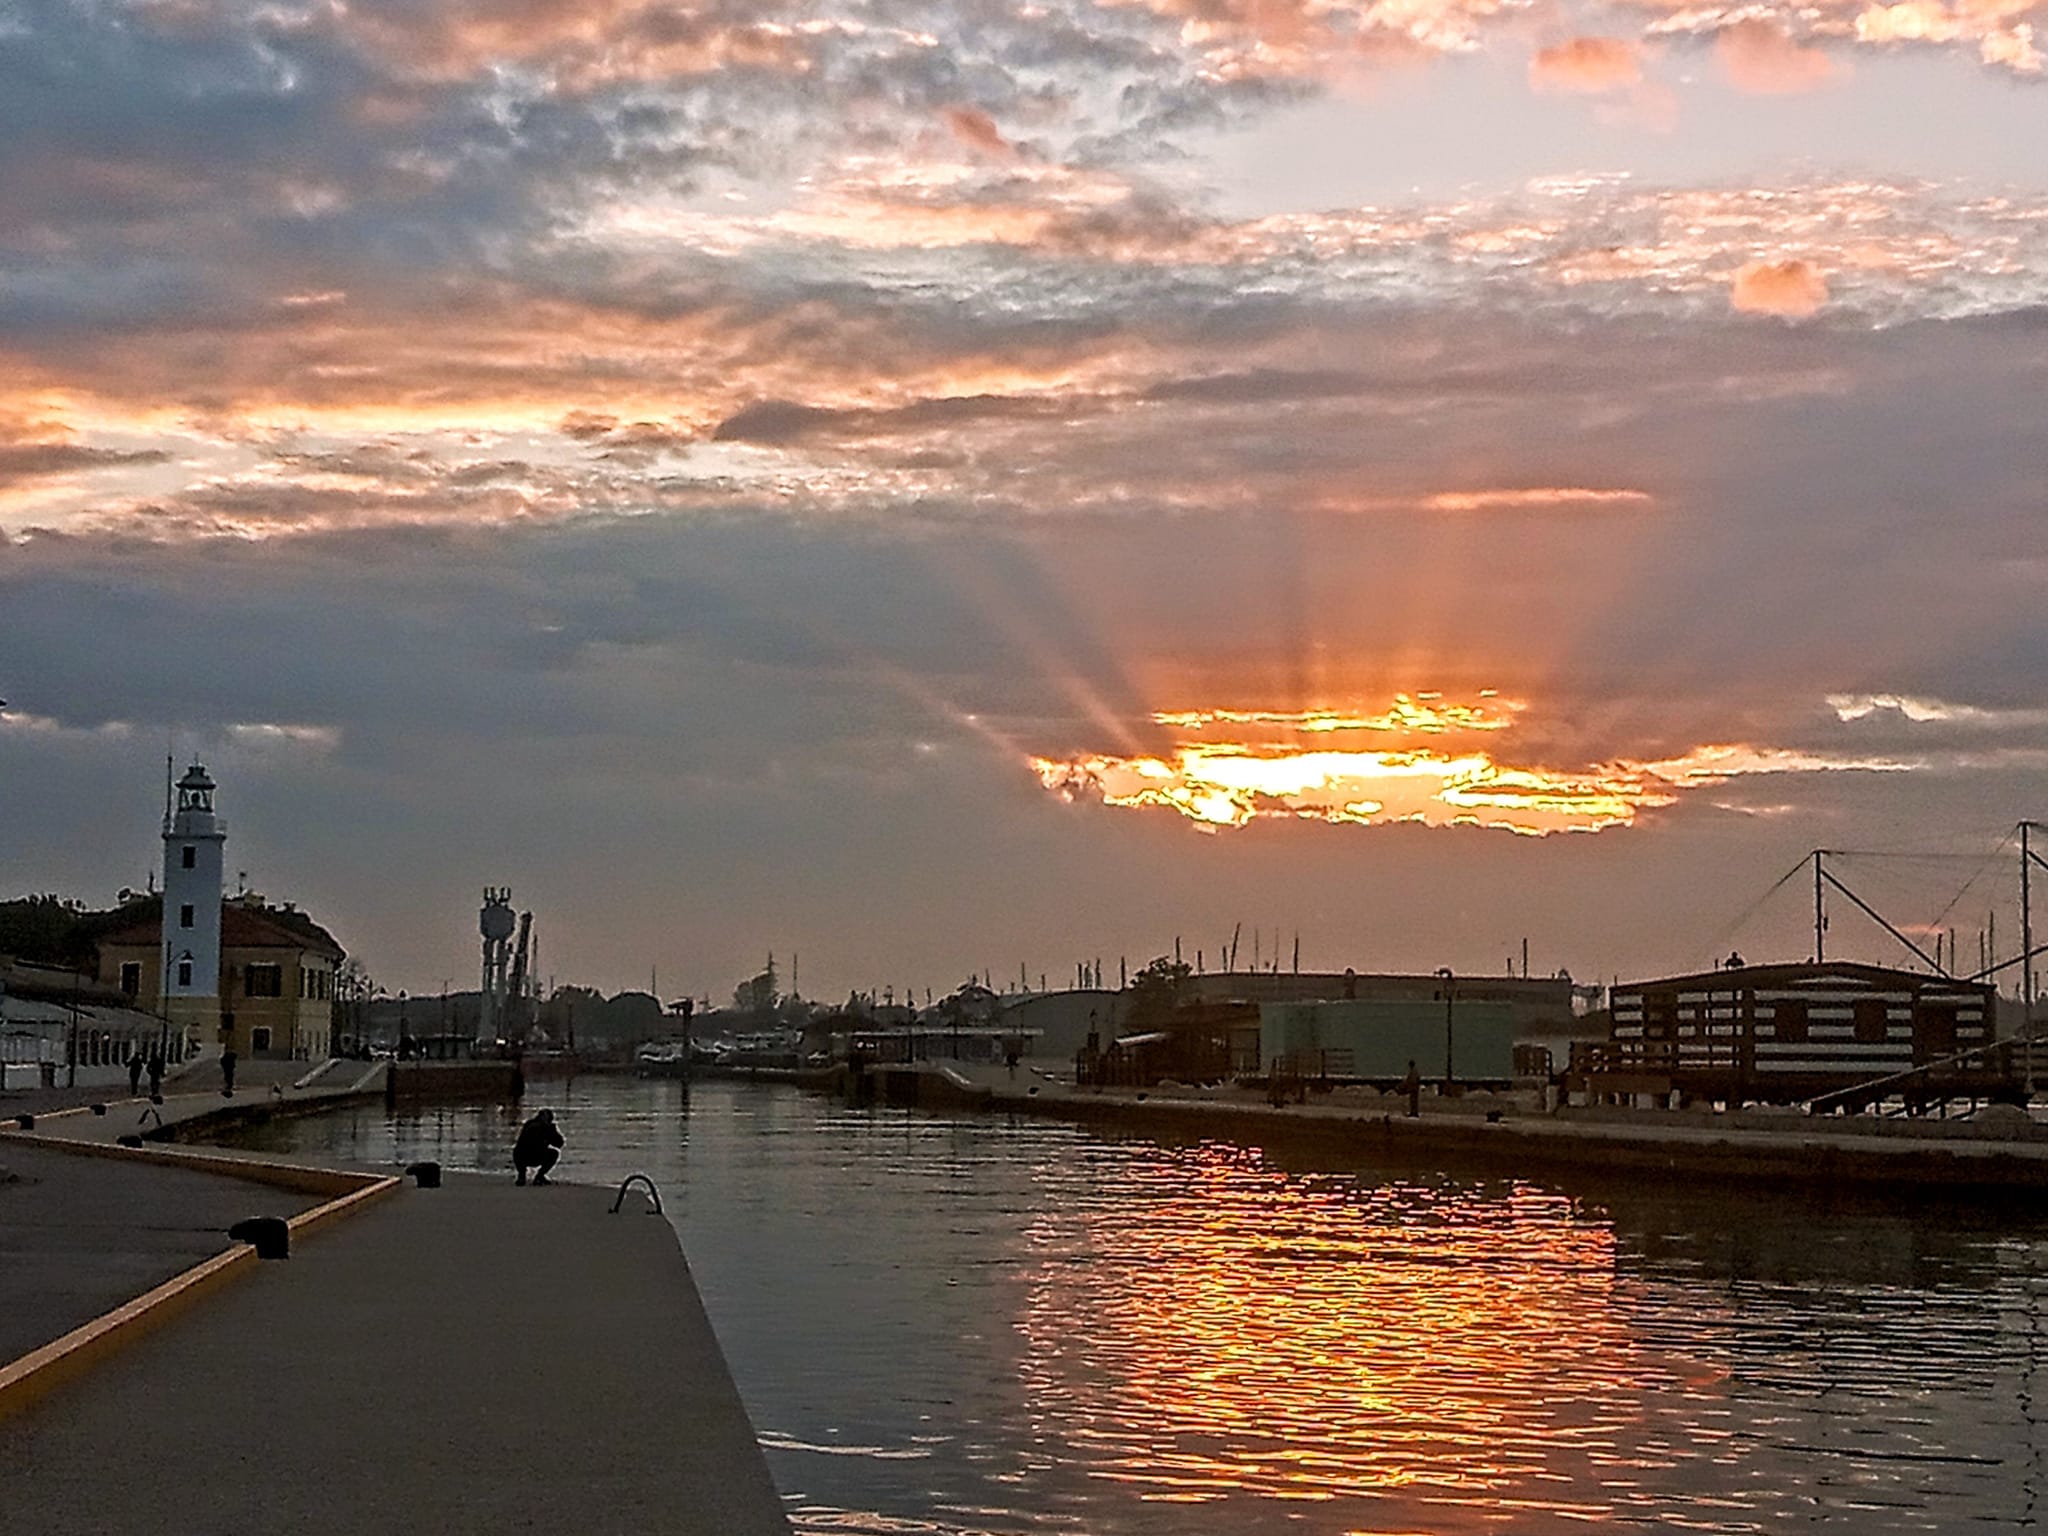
[[1435, 967, 1455, 1092]]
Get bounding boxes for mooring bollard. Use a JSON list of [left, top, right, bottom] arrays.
[[228, 1216, 290, 1260], [405, 1160, 442, 1189], [13, 1113, 33, 1130], [117, 1133, 143, 1147], [91, 1103, 107, 1116]]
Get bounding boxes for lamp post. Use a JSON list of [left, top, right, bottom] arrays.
[[1436, 967, 1455, 1093], [67, 966, 80, 1089]]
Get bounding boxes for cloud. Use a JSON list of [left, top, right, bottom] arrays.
[[1853, 1, 2044, 72], [1419, 487, 1655, 512], [1714, 19, 1840, 91], [1028, 695, 1926, 836], [1731, 258, 1830, 317], [712, 392, 1098, 447], [1529, 37, 1643, 92], [943, 106, 1016, 159], [0, 438, 169, 490], [1828, 693, 2048, 729]]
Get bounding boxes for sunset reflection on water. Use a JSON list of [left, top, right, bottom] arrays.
[[234, 1081, 2048, 1535], [1015, 1143, 1703, 1524]]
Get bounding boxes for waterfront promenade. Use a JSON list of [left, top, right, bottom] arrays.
[[0, 1136, 313, 1364], [1, 1097, 790, 1534]]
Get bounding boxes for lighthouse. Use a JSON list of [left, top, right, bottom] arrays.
[[162, 761, 226, 1044]]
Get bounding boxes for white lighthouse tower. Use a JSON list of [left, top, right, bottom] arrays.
[[162, 761, 226, 1045]]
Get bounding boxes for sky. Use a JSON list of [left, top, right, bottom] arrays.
[[3, 0, 2047, 1004]]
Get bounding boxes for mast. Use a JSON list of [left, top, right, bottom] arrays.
[[1813, 849, 1825, 963], [2024, 821, 2034, 1094]]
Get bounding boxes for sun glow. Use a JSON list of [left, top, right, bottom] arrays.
[[1029, 696, 1913, 834], [1153, 693, 1520, 735], [1032, 745, 1656, 833]]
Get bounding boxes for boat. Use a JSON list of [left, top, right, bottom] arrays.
[[633, 1039, 694, 1078]]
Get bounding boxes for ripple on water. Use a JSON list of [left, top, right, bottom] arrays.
[[230, 1080, 2048, 1534]]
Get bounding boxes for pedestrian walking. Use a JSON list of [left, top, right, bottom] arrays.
[[1402, 1059, 1422, 1118], [220, 1046, 237, 1097], [146, 1050, 165, 1099], [127, 1052, 144, 1096]]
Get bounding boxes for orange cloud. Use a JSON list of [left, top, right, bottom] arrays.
[[1529, 36, 1642, 93], [1854, 1, 2044, 72], [1715, 20, 1838, 93], [1029, 699, 1918, 835], [1310, 486, 1655, 515], [1422, 487, 1654, 512], [1731, 259, 1829, 317], [943, 106, 1014, 158]]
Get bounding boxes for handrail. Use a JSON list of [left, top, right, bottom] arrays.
[[1808, 1027, 2042, 1113], [608, 1172, 663, 1215]]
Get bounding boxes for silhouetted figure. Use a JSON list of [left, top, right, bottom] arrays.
[[146, 1051, 165, 1099], [513, 1108, 563, 1186], [220, 1047, 237, 1096], [127, 1054, 144, 1096], [1402, 1060, 1421, 1118]]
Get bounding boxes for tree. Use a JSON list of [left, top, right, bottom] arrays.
[[1125, 956, 1193, 1029]]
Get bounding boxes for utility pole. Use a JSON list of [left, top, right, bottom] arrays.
[[1436, 967, 1455, 1089], [2024, 821, 2034, 1095], [1813, 850, 1825, 963]]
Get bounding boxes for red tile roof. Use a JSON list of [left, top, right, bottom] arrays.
[[99, 900, 345, 959]]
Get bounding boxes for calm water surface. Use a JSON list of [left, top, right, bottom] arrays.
[[236, 1079, 2048, 1533]]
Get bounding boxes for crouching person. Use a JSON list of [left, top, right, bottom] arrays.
[[513, 1107, 563, 1186]]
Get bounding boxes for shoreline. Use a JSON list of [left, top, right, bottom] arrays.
[[122, 1059, 2048, 1198], [840, 1062, 2048, 1195]]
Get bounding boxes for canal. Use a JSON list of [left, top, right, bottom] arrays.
[[232, 1077, 2048, 1533]]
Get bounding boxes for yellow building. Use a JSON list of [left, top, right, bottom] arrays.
[[98, 896, 344, 1060]]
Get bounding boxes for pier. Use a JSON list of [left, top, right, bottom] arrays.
[[1, 1104, 790, 1534], [851, 1060, 2048, 1192]]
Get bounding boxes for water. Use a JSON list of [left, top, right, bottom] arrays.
[[231, 1079, 2048, 1533]]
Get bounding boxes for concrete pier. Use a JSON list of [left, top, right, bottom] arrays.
[[0, 1138, 312, 1364], [1, 1133, 789, 1534], [878, 1061, 2048, 1192]]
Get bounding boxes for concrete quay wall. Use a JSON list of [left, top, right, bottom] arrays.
[[895, 1069, 2048, 1192]]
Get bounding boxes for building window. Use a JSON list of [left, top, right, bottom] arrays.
[[1854, 999, 1889, 1043], [251, 1026, 272, 1052], [181, 846, 196, 869], [244, 963, 283, 998], [177, 959, 193, 987], [119, 962, 141, 996], [1917, 1005, 1957, 1056], [1774, 1000, 1807, 1042], [179, 903, 195, 928]]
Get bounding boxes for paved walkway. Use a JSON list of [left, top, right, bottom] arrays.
[[14, 1082, 380, 1151], [0, 1139, 311, 1364], [1, 1171, 790, 1534]]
